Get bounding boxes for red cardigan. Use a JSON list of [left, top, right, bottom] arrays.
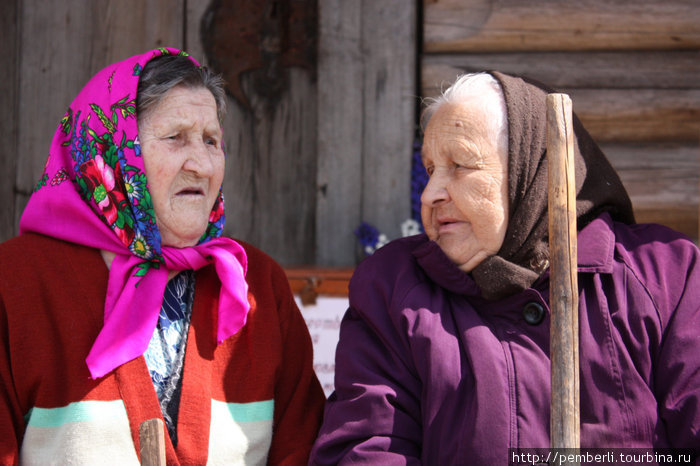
[[0, 233, 324, 465]]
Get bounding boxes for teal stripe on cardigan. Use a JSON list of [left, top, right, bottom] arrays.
[[25, 400, 127, 427], [212, 399, 274, 423]]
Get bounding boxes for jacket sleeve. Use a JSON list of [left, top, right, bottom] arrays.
[[266, 265, 326, 466], [309, 261, 424, 465], [650, 235, 700, 453], [0, 294, 22, 465]]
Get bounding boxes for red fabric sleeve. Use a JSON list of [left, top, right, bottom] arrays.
[[0, 293, 22, 466], [266, 263, 325, 465]]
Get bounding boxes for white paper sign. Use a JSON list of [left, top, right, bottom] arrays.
[[296, 296, 348, 397]]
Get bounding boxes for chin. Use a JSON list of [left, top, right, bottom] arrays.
[[157, 215, 210, 248], [161, 229, 207, 248], [162, 239, 199, 248], [458, 251, 495, 273], [440, 246, 484, 273], [458, 262, 478, 273]]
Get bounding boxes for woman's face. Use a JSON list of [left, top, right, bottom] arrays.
[[138, 85, 224, 248], [421, 97, 509, 272]]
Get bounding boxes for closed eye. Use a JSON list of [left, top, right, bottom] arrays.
[[455, 161, 479, 171]]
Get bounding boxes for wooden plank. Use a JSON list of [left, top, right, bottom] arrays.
[[209, 107, 259, 252], [15, 0, 184, 232], [635, 205, 698, 242], [197, 2, 319, 266], [566, 88, 700, 143], [285, 266, 353, 305], [601, 142, 699, 239], [184, 3, 260, 256], [315, 0, 364, 266], [422, 51, 700, 92], [361, 0, 416, 243], [187, 2, 260, 259], [317, 0, 418, 266], [602, 143, 699, 207], [245, 70, 318, 266], [190, 0, 416, 267], [424, 74, 700, 143], [185, 0, 210, 60], [424, 0, 700, 52], [0, 0, 19, 243], [217, 71, 317, 266]]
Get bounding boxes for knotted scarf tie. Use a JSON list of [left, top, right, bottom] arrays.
[[86, 238, 249, 379], [20, 47, 251, 379]]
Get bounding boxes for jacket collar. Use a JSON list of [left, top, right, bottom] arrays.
[[576, 212, 616, 274]]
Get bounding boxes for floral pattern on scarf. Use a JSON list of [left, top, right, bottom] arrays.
[[21, 47, 249, 379], [32, 47, 225, 265]]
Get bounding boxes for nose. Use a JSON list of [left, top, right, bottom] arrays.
[[420, 172, 450, 207], [183, 140, 215, 177]]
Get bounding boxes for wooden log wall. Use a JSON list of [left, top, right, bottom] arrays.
[[422, 0, 700, 241], [1, 0, 417, 267], [5, 0, 185, 245], [316, 0, 416, 265], [0, 0, 19, 244]]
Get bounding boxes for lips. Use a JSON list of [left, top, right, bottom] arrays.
[[436, 216, 464, 234], [176, 186, 205, 196], [437, 216, 460, 226]]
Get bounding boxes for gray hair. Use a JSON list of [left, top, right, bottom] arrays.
[[421, 73, 508, 146], [137, 55, 227, 122]]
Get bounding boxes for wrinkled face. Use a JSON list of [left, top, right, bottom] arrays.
[[139, 85, 224, 248], [421, 97, 509, 272]]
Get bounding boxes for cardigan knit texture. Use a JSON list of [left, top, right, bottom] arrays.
[[0, 233, 325, 465]]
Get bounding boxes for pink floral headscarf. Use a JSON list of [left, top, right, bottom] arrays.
[[20, 47, 250, 379]]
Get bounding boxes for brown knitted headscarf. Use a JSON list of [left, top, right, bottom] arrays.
[[469, 72, 635, 300]]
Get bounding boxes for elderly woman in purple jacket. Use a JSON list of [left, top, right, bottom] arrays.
[[309, 72, 700, 464]]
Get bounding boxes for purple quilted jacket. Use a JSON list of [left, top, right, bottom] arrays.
[[310, 214, 700, 465]]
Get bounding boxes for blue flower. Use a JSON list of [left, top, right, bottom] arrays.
[[410, 139, 427, 229], [354, 222, 380, 248], [354, 222, 389, 256]]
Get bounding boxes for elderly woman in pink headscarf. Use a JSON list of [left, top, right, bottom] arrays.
[[0, 48, 324, 464]]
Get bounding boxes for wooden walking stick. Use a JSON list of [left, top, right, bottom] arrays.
[[139, 418, 166, 466], [547, 93, 580, 465]]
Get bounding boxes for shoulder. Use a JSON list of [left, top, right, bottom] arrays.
[[235, 238, 276, 264], [0, 234, 107, 328], [349, 235, 431, 313], [613, 221, 699, 274], [0, 232, 65, 258], [233, 238, 288, 283], [229, 237, 295, 308], [351, 235, 428, 286], [0, 234, 96, 281], [612, 220, 700, 313]]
